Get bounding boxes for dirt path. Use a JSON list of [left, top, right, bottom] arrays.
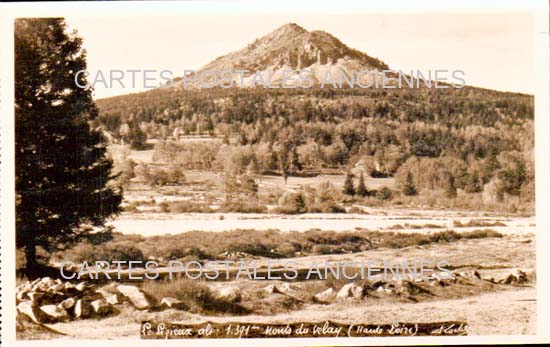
[[46, 287, 535, 339]]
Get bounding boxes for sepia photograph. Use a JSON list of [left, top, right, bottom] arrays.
[[1, 1, 549, 345]]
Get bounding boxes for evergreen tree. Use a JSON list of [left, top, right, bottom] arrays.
[[15, 18, 122, 274], [356, 172, 368, 197], [445, 174, 458, 198], [206, 116, 214, 135], [464, 171, 482, 193], [343, 172, 355, 196], [403, 171, 417, 196], [278, 144, 290, 184], [293, 192, 307, 214], [128, 120, 147, 149], [290, 146, 303, 172], [222, 133, 230, 145]]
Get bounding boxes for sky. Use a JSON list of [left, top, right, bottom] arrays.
[[65, 10, 535, 98]]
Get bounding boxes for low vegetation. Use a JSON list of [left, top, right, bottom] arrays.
[[56, 228, 503, 264], [141, 279, 249, 315], [453, 219, 507, 228]]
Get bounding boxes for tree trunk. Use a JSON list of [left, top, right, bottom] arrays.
[[25, 244, 37, 275]]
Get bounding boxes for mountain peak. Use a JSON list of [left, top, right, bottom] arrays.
[[180, 23, 389, 88], [274, 22, 307, 34]]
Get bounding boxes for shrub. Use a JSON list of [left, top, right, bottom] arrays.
[[62, 241, 146, 264], [166, 200, 214, 213], [376, 187, 393, 200], [275, 242, 298, 257], [462, 228, 503, 239], [123, 202, 138, 213], [403, 172, 417, 196], [227, 243, 279, 258], [453, 220, 506, 228], [166, 247, 212, 260], [356, 173, 368, 197], [276, 192, 307, 214], [348, 206, 364, 214], [165, 164, 186, 185], [141, 278, 248, 314], [445, 175, 457, 198], [220, 200, 267, 213], [343, 172, 355, 195]]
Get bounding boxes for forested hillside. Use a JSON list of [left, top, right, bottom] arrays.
[[95, 85, 533, 207]]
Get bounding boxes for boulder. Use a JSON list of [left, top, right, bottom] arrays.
[[105, 293, 122, 305], [17, 301, 48, 324], [336, 283, 363, 300], [40, 277, 56, 287], [160, 297, 187, 310], [117, 285, 150, 310], [18, 282, 33, 292], [270, 283, 310, 302], [214, 286, 241, 303], [91, 299, 112, 316], [75, 281, 88, 292], [502, 269, 529, 285], [313, 287, 334, 304], [394, 280, 433, 297], [74, 299, 92, 319], [428, 279, 448, 287], [376, 286, 392, 294], [459, 270, 481, 280], [27, 292, 45, 304], [97, 287, 123, 305], [58, 297, 76, 310], [48, 283, 65, 292], [431, 271, 453, 281], [64, 282, 76, 290], [39, 304, 69, 322], [16, 289, 30, 302], [262, 284, 282, 295], [515, 269, 529, 283]]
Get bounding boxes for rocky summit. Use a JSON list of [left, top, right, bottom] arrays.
[[173, 23, 389, 88]]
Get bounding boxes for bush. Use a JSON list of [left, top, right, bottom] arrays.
[[165, 164, 186, 184], [376, 187, 393, 200], [343, 172, 355, 195], [141, 278, 248, 314], [275, 242, 298, 257], [62, 241, 146, 264], [123, 202, 138, 213], [308, 202, 346, 213], [276, 183, 344, 214], [165, 200, 213, 213], [166, 246, 212, 260], [402, 172, 417, 196], [220, 200, 267, 213], [453, 220, 506, 228], [276, 192, 307, 214], [227, 243, 279, 258], [348, 206, 364, 214]]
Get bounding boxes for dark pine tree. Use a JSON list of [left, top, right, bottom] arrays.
[[343, 172, 355, 196], [403, 171, 418, 196], [15, 18, 122, 275], [445, 174, 458, 198], [128, 120, 147, 149], [464, 170, 482, 193], [356, 172, 368, 197]]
